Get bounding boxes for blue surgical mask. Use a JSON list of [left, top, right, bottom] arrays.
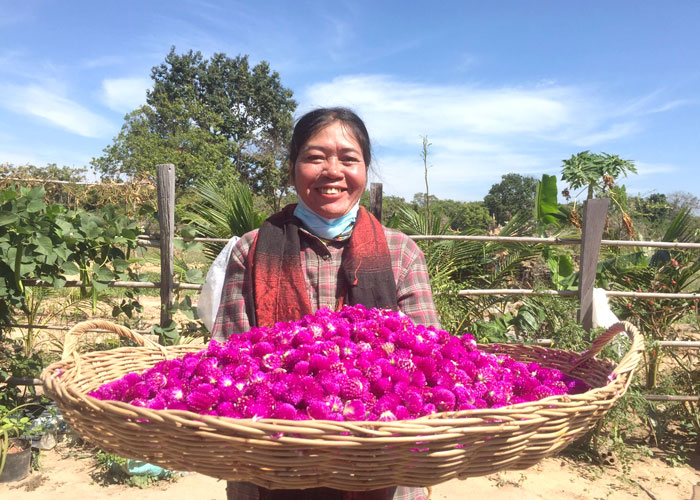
[[293, 199, 359, 241]]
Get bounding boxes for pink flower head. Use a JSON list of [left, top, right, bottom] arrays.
[[123, 372, 142, 386], [340, 376, 365, 399], [144, 370, 167, 391], [324, 395, 344, 414], [420, 403, 437, 416], [162, 386, 185, 403], [343, 399, 367, 421], [273, 402, 298, 420], [432, 387, 456, 412], [391, 368, 411, 385], [252, 341, 274, 358], [376, 393, 401, 414], [379, 410, 397, 421], [566, 378, 590, 394], [146, 396, 167, 410], [376, 358, 395, 377], [216, 401, 242, 418], [262, 353, 282, 370], [245, 401, 273, 419], [395, 405, 410, 420], [372, 377, 393, 395], [124, 381, 151, 402], [309, 353, 331, 372], [396, 358, 416, 374], [186, 385, 220, 412], [307, 401, 331, 420], [292, 329, 314, 347], [403, 390, 424, 414]]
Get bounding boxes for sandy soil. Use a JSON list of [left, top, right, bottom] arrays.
[[2, 442, 698, 500]]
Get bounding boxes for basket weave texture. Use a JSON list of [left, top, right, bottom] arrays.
[[41, 320, 643, 491]]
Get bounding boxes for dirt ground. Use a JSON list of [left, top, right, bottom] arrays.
[[2, 440, 699, 500]]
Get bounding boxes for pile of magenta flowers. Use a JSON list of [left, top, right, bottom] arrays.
[[89, 305, 589, 421]]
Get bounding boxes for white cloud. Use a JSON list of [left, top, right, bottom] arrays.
[[635, 161, 678, 176], [0, 84, 114, 138], [101, 77, 151, 113], [570, 122, 640, 146], [301, 75, 685, 201], [303, 75, 578, 143]]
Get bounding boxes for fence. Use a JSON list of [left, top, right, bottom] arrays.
[[13, 165, 700, 400]]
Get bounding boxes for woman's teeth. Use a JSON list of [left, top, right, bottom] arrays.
[[319, 187, 342, 194]]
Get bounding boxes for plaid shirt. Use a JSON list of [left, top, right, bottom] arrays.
[[214, 226, 437, 500], [212, 226, 440, 341]]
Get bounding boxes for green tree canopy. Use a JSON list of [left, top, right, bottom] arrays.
[[560, 151, 636, 200], [483, 173, 537, 226], [92, 48, 297, 207]]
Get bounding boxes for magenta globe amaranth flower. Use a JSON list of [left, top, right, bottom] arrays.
[[88, 305, 590, 421]]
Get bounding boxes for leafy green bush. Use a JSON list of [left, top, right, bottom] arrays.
[[0, 184, 143, 331]]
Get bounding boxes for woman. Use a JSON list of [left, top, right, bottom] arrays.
[[213, 107, 438, 500]]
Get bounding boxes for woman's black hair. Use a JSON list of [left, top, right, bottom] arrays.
[[289, 107, 371, 172]]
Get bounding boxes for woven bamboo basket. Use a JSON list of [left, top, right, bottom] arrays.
[[41, 319, 643, 491]]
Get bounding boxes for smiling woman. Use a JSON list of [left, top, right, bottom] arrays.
[[211, 107, 439, 500], [292, 120, 367, 220], [289, 108, 371, 220]]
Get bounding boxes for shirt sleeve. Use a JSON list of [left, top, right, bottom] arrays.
[[385, 229, 442, 329], [211, 231, 257, 341]]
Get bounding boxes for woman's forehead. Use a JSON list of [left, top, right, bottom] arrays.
[[300, 122, 362, 150]]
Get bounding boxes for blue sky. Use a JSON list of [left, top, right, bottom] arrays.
[[1, 1, 698, 203]]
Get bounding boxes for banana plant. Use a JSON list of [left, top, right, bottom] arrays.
[[533, 174, 577, 290]]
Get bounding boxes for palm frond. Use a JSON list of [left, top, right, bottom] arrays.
[[183, 179, 266, 260]]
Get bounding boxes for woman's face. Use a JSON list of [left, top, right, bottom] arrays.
[[291, 121, 367, 219]]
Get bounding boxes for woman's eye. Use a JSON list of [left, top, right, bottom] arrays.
[[341, 156, 359, 163]]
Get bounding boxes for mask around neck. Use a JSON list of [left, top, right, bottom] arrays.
[[293, 199, 359, 241]]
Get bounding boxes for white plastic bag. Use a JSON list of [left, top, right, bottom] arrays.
[[198, 236, 240, 332], [592, 287, 624, 355], [591, 287, 619, 329]]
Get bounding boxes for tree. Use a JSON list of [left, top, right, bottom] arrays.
[[0, 163, 87, 183], [433, 199, 492, 232], [421, 136, 432, 233], [483, 173, 537, 226], [560, 151, 637, 200], [410, 193, 439, 210], [92, 48, 297, 207], [668, 191, 700, 216]]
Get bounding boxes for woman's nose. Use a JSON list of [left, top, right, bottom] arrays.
[[323, 157, 342, 176]]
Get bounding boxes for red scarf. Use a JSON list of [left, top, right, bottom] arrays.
[[250, 205, 397, 327]]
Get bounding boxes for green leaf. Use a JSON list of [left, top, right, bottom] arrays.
[[26, 198, 45, 213], [61, 261, 79, 275], [184, 268, 203, 283], [557, 254, 574, 277], [0, 212, 18, 226], [180, 225, 197, 239], [112, 258, 129, 272], [36, 235, 53, 255], [53, 245, 70, 261], [534, 174, 560, 225], [96, 266, 115, 282]]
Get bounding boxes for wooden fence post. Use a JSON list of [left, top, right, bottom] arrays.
[[578, 198, 610, 330], [370, 183, 383, 222], [157, 164, 175, 328]]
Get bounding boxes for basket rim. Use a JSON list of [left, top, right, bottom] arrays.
[[40, 334, 638, 430]]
